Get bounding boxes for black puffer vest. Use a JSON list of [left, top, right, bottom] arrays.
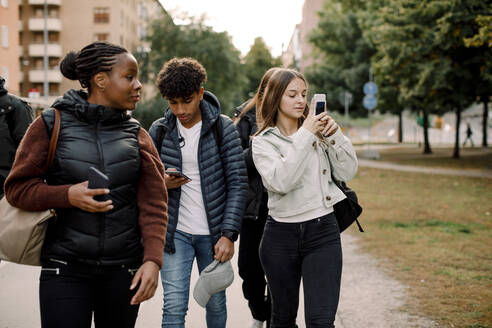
[[41, 90, 142, 266]]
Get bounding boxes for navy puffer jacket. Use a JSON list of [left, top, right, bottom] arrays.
[[149, 91, 247, 254]]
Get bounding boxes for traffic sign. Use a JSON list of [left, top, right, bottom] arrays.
[[363, 95, 377, 110], [363, 82, 378, 96]]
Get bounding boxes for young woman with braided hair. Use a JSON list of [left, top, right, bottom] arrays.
[[4, 41, 168, 328]]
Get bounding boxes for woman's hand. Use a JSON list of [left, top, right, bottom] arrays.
[[165, 168, 190, 189], [130, 261, 160, 305], [321, 115, 339, 137], [302, 97, 329, 135], [68, 181, 113, 212]]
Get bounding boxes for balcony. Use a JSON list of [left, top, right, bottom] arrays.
[[19, 46, 24, 57], [19, 72, 24, 83], [29, 43, 62, 57], [28, 0, 61, 5], [28, 18, 61, 32], [18, 20, 23, 32], [28, 69, 62, 83]]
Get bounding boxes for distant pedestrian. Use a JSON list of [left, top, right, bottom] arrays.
[[4, 41, 168, 328], [149, 57, 247, 328], [463, 122, 474, 147], [0, 76, 34, 198], [235, 67, 279, 328], [252, 68, 358, 328]]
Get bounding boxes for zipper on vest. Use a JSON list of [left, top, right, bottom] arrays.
[[94, 116, 107, 261]]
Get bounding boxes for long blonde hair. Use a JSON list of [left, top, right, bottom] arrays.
[[255, 69, 309, 135]]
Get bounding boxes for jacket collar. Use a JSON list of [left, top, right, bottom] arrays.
[[257, 126, 294, 143], [157, 90, 221, 135], [51, 89, 132, 125]]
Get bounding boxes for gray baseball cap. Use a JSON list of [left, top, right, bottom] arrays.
[[193, 260, 234, 307]]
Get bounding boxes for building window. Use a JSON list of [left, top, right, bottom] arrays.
[[1, 67, 8, 87], [1, 0, 8, 8], [137, 25, 146, 40], [94, 7, 110, 24], [1, 25, 8, 48], [94, 33, 109, 41]]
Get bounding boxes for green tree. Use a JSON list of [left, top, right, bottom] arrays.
[[141, 14, 244, 117], [242, 37, 281, 101], [307, 1, 375, 119], [464, 8, 492, 147], [132, 97, 168, 130], [371, 0, 488, 157]]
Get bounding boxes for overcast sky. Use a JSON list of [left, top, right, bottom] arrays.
[[158, 0, 305, 57]]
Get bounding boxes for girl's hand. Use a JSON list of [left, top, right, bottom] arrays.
[[68, 181, 113, 212], [130, 261, 160, 305], [321, 115, 339, 137], [302, 97, 328, 135]]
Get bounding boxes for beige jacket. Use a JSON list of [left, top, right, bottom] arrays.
[[252, 126, 358, 218]]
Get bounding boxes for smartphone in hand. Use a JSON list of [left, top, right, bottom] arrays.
[[165, 169, 191, 181], [88, 166, 109, 201], [313, 94, 326, 115]]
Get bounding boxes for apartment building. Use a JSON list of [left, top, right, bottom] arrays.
[[18, 0, 164, 102], [282, 0, 323, 73], [0, 0, 21, 95]]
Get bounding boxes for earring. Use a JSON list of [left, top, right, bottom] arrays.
[[100, 87, 105, 92]]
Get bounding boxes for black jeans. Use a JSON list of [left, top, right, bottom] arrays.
[[259, 213, 342, 328], [39, 259, 141, 328], [238, 212, 271, 326]]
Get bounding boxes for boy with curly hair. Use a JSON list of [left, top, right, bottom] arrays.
[[149, 57, 247, 328]]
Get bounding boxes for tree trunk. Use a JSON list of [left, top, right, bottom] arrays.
[[453, 105, 461, 159], [482, 97, 488, 148], [398, 110, 403, 143], [422, 108, 432, 154]]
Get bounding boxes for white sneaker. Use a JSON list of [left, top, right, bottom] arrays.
[[250, 319, 264, 328]]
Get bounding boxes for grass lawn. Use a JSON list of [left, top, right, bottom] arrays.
[[371, 146, 492, 172], [347, 167, 492, 328]]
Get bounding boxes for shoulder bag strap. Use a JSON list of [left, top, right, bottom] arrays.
[[46, 108, 61, 169]]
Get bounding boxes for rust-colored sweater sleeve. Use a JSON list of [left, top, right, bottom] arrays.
[[137, 128, 168, 268], [4, 117, 72, 210], [5, 118, 168, 268]]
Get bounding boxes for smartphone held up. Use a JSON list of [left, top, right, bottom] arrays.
[[313, 94, 326, 115]]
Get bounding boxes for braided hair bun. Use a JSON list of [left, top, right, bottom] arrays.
[[60, 51, 79, 81]]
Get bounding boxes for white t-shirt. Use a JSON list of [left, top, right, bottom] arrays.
[[175, 120, 210, 235]]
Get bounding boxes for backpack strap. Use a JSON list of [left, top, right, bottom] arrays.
[[2, 95, 15, 139], [46, 108, 61, 169], [156, 125, 165, 155], [212, 114, 224, 148]]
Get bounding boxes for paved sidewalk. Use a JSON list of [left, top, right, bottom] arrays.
[[358, 158, 492, 179], [0, 233, 436, 328]]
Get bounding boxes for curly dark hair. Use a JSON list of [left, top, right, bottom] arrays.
[[156, 57, 207, 99]]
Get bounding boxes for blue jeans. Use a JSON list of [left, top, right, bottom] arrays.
[[160, 230, 227, 328], [259, 213, 342, 328]]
